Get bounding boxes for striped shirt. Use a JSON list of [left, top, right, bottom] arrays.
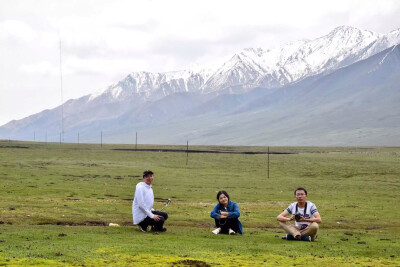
[[286, 201, 318, 228]]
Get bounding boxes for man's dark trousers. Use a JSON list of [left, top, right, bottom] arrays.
[[138, 210, 168, 231]]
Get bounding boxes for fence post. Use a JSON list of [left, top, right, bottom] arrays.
[[267, 146, 270, 179], [186, 140, 189, 165]]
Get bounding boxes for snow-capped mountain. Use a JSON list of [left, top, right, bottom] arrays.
[[1, 26, 400, 145], [90, 26, 399, 102]]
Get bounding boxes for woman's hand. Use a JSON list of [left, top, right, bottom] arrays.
[[220, 211, 229, 217]]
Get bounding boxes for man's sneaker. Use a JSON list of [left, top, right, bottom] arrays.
[[229, 228, 236, 235], [301, 235, 311, 241], [152, 227, 167, 232], [212, 228, 220, 234], [138, 225, 147, 232], [285, 234, 296, 240]]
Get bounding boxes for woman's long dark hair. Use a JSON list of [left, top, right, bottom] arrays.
[[216, 190, 230, 204]]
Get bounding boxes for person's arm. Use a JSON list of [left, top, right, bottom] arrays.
[[276, 210, 295, 222], [136, 186, 154, 219], [298, 212, 321, 223], [210, 204, 221, 219], [225, 202, 240, 218]]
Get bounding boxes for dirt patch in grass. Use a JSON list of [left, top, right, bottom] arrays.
[[172, 259, 211, 267], [0, 145, 29, 149], [366, 225, 381, 230], [122, 197, 172, 202], [38, 221, 107, 226], [114, 148, 296, 155]]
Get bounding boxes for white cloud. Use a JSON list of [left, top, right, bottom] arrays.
[[1, 20, 36, 42], [20, 61, 59, 76]]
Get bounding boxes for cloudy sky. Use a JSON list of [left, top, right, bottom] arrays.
[[1, 0, 400, 126]]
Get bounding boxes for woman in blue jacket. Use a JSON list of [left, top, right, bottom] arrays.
[[210, 190, 243, 235]]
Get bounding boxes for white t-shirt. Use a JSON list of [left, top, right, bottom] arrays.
[[286, 201, 318, 228], [132, 182, 154, 224]]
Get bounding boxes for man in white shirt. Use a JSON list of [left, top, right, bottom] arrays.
[[132, 170, 168, 232], [276, 187, 321, 241]]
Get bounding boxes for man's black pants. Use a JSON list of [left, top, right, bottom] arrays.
[[138, 210, 168, 231]]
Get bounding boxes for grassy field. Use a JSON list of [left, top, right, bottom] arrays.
[[0, 141, 399, 266]]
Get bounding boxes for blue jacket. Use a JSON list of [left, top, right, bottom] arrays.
[[210, 200, 243, 234]]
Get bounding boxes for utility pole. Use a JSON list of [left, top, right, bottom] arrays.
[[59, 38, 64, 143]]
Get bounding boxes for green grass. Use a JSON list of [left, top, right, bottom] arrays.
[[0, 141, 399, 266]]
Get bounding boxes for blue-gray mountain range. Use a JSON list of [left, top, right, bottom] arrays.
[[1, 26, 400, 145]]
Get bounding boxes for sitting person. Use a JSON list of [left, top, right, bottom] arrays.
[[210, 190, 242, 235], [132, 170, 168, 232], [276, 187, 321, 241]]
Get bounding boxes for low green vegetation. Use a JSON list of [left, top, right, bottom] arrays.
[[0, 141, 399, 266]]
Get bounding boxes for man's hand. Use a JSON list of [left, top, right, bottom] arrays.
[[297, 216, 305, 222], [153, 215, 161, 221], [289, 214, 295, 221], [220, 211, 229, 217]]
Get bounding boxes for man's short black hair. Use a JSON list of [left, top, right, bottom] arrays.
[[294, 187, 308, 195], [142, 170, 154, 177], [217, 190, 230, 202]]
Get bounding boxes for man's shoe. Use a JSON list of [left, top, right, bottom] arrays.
[[285, 234, 296, 240], [212, 228, 220, 234], [153, 227, 167, 232], [229, 228, 236, 235], [301, 235, 311, 241], [138, 225, 147, 232]]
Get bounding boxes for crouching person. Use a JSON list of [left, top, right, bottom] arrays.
[[132, 170, 168, 232], [277, 187, 321, 241], [210, 190, 242, 235]]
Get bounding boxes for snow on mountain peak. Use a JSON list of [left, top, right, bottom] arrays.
[[87, 26, 400, 102]]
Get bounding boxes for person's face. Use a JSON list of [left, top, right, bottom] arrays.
[[218, 194, 229, 206], [295, 190, 307, 202], [143, 174, 154, 185]]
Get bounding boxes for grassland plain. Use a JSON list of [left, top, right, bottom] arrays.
[[0, 141, 399, 266]]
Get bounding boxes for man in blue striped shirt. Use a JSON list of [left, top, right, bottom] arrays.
[[276, 187, 321, 241]]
